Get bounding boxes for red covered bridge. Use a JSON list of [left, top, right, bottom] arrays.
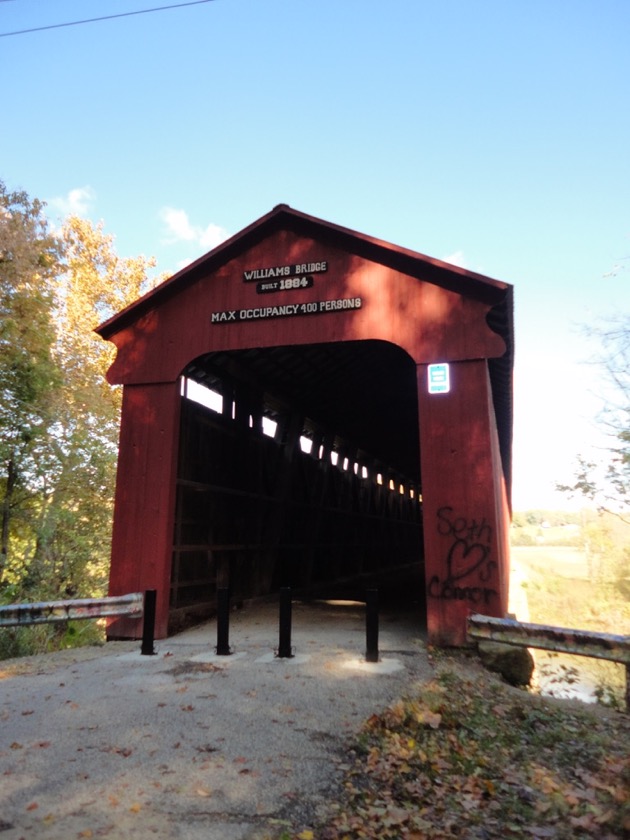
[[97, 205, 514, 646]]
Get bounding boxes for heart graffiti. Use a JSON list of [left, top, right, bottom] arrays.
[[428, 508, 498, 605], [445, 538, 491, 583]]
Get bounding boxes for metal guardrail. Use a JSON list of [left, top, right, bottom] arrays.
[[0, 593, 143, 627], [0, 590, 157, 655], [468, 613, 630, 710]]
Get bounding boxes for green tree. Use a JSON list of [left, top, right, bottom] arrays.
[[28, 216, 155, 599], [0, 183, 157, 614], [0, 182, 62, 588]]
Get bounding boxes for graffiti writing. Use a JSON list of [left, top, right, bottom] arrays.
[[428, 506, 498, 605]]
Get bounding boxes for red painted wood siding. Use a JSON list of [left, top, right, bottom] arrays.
[[107, 381, 181, 639], [105, 231, 505, 386], [103, 219, 512, 642], [418, 359, 509, 646]]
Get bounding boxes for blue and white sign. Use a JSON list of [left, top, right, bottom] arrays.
[[427, 363, 450, 394]]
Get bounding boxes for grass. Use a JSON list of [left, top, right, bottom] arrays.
[[289, 658, 630, 840]]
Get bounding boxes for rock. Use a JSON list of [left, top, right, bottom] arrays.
[[477, 641, 535, 686]]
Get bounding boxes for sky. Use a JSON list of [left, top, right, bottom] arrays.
[[2, 0, 629, 511]]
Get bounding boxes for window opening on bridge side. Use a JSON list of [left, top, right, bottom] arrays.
[[181, 377, 223, 413], [181, 375, 421, 502]]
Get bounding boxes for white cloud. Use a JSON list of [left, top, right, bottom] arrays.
[[175, 257, 195, 271], [160, 207, 229, 252], [48, 186, 96, 217], [442, 250, 468, 268]]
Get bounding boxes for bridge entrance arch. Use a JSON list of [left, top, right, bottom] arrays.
[[98, 205, 513, 646]]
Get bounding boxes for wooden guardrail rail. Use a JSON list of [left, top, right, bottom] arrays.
[[468, 613, 630, 710], [0, 590, 157, 655]]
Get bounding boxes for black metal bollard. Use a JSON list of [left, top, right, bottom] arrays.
[[216, 587, 231, 655], [365, 588, 379, 663], [277, 587, 293, 658], [141, 589, 157, 655]]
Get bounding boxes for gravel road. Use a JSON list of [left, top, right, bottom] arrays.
[[1, 598, 431, 839]]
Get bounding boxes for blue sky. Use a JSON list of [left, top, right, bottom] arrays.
[[2, 0, 629, 509]]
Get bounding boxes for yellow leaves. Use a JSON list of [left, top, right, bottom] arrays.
[[321, 666, 630, 840], [530, 766, 561, 795], [297, 831, 315, 840]]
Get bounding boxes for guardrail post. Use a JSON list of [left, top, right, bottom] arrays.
[[141, 589, 157, 656], [278, 587, 293, 658], [216, 587, 231, 655], [366, 588, 379, 663]]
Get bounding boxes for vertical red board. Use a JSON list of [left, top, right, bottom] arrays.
[[418, 359, 510, 646], [107, 381, 181, 639]]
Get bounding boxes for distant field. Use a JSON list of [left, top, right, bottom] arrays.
[[509, 543, 629, 705], [512, 545, 589, 580]]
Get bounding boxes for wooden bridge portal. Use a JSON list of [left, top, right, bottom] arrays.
[[97, 205, 514, 646]]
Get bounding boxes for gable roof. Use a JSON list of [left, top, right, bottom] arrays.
[[97, 203, 511, 339], [97, 205, 514, 502]]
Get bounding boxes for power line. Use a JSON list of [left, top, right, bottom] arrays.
[[0, 0, 216, 37]]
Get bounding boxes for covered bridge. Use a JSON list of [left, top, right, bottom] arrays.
[[97, 205, 514, 646]]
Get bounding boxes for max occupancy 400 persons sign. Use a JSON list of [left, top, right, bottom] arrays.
[[211, 298, 362, 323], [210, 260, 362, 323]]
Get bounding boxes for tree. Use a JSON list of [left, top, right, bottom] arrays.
[[0, 182, 62, 587], [28, 216, 155, 599], [558, 314, 630, 597], [0, 182, 157, 609], [559, 314, 630, 517]]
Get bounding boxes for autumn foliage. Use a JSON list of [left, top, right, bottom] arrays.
[[0, 181, 157, 656], [314, 663, 630, 840]]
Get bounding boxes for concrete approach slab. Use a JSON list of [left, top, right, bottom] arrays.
[[0, 599, 431, 839]]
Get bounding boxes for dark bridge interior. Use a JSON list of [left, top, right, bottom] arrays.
[[169, 340, 425, 633]]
